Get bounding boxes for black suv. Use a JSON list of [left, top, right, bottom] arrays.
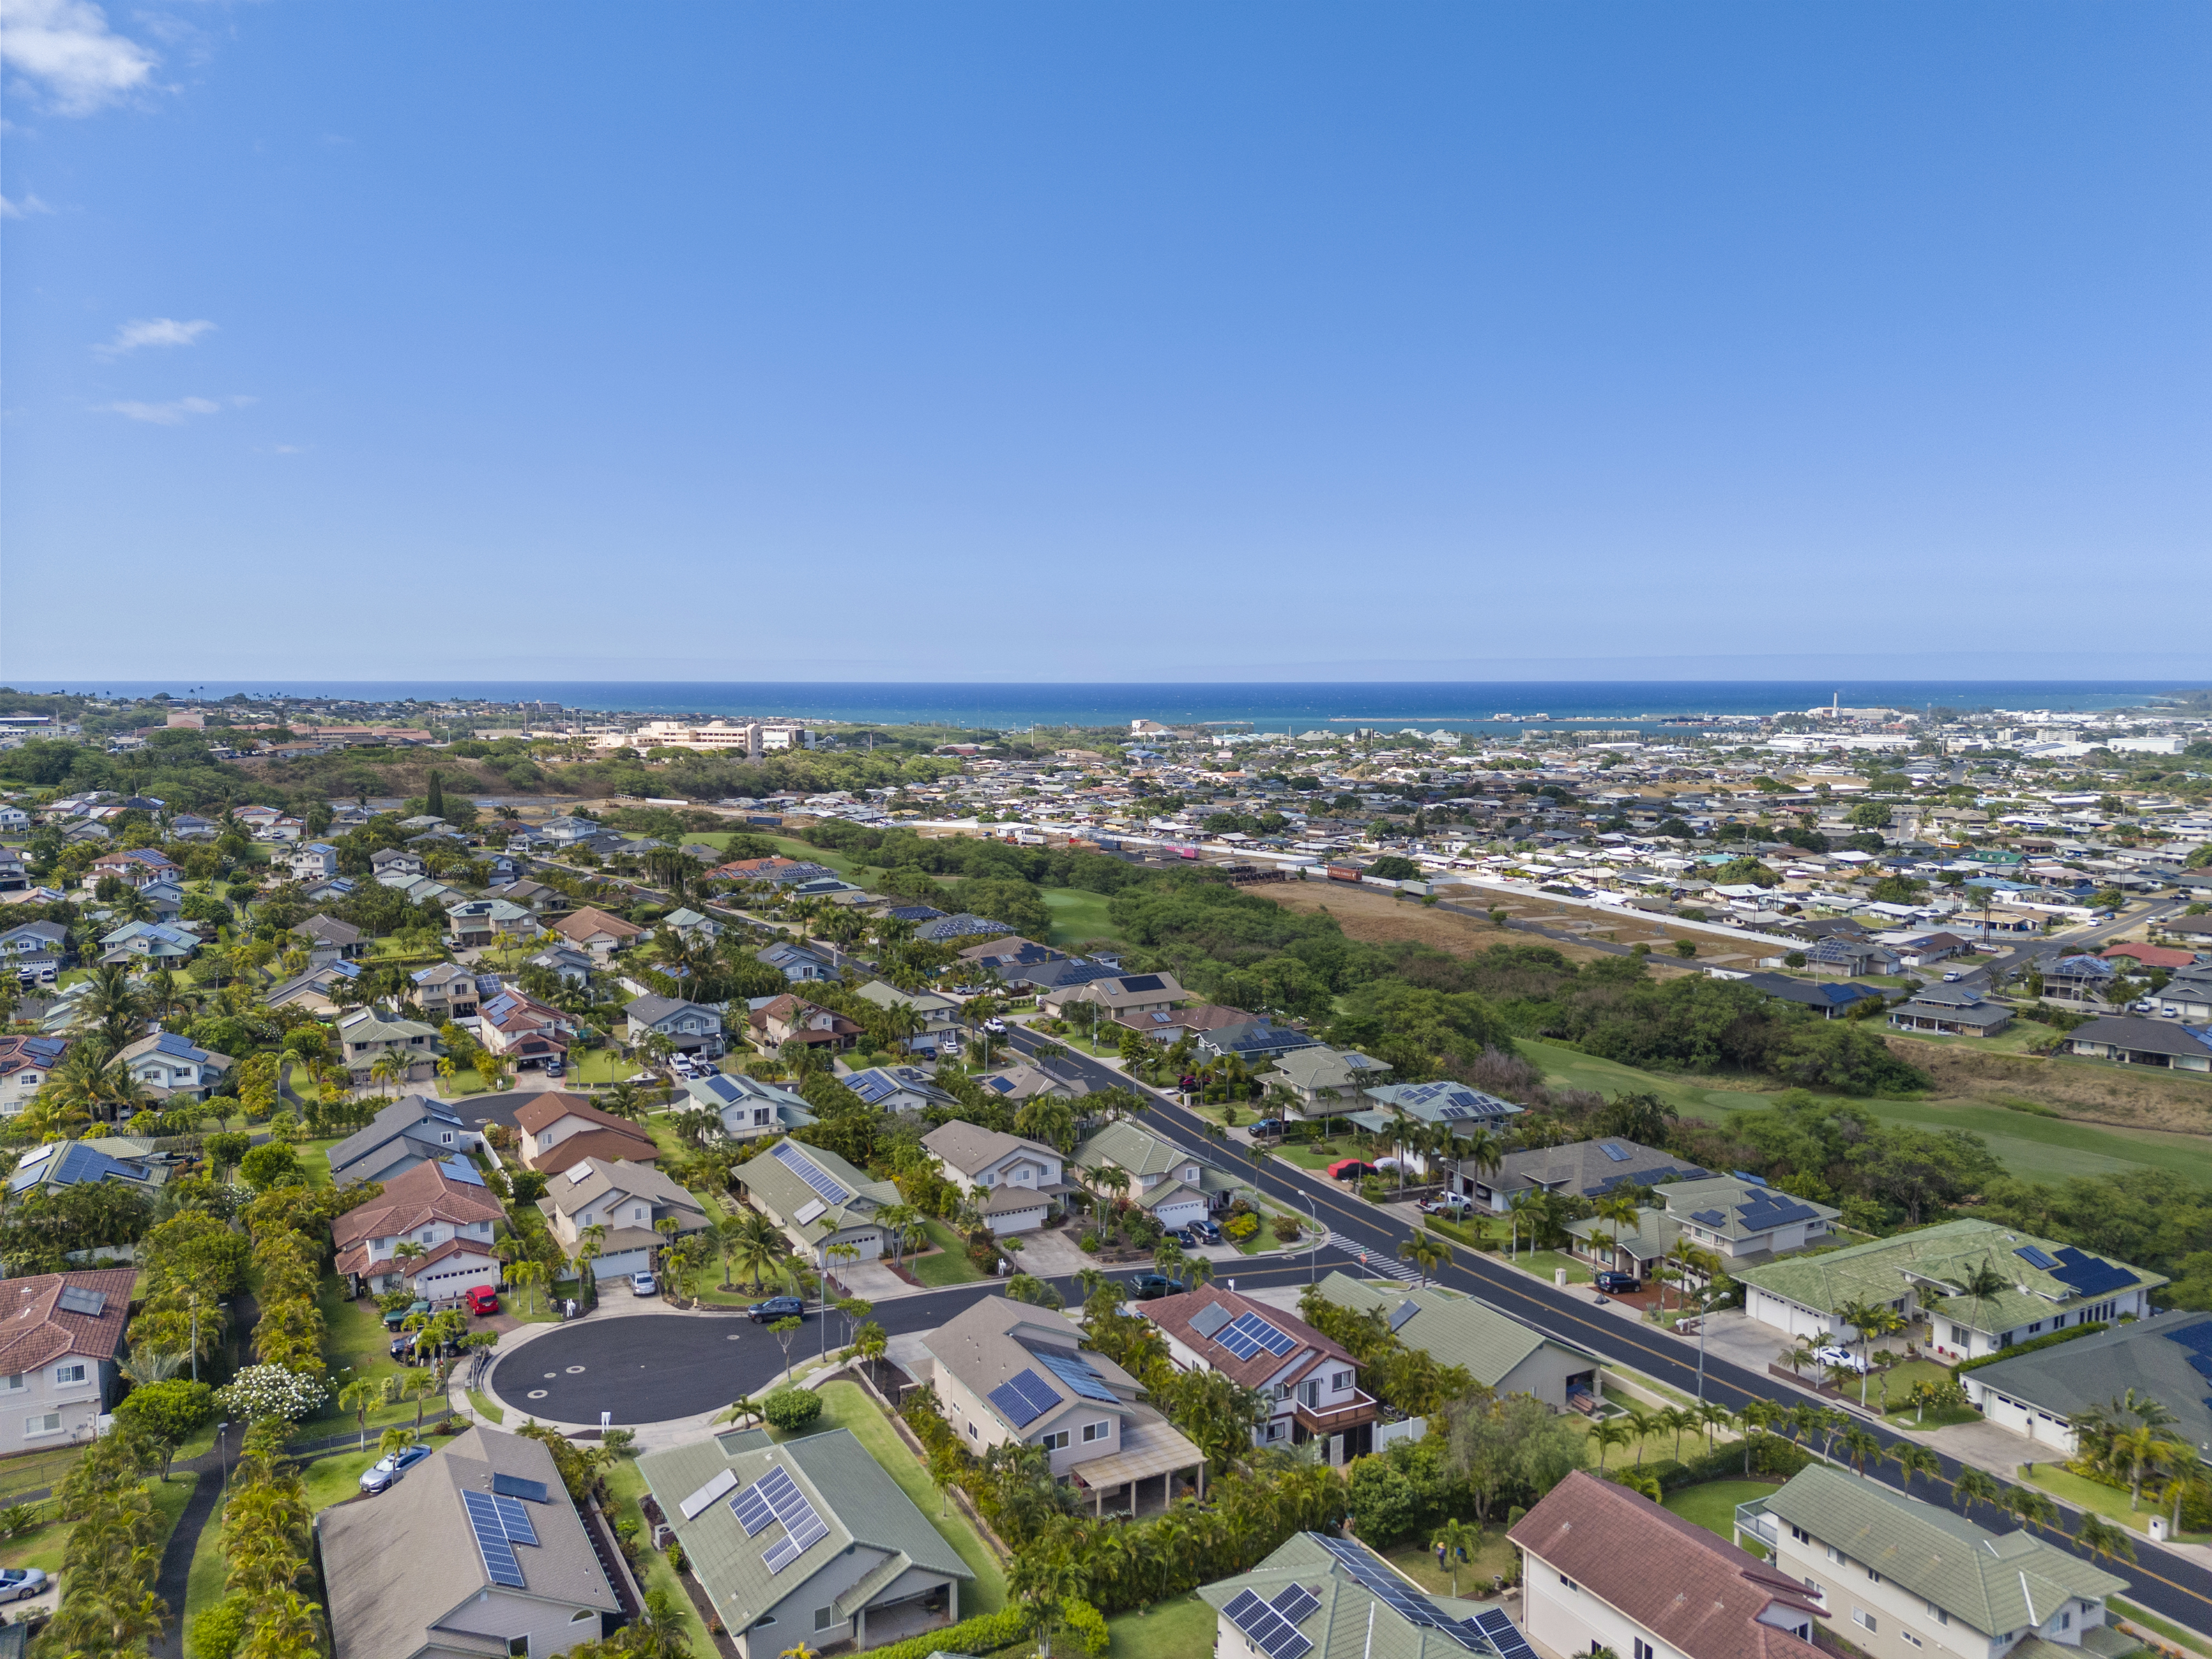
[[746, 1296, 808, 1323], [1593, 1271, 1640, 1294], [1127, 1274, 1186, 1301]]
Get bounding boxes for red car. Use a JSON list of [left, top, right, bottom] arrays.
[[1328, 1159, 1378, 1182], [468, 1286, 500, 1317]]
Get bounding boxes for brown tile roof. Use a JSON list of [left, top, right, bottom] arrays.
[[0, 1267, 139, 1376], [1139, 1286, 1350, 1392], [1510, 1472, 1824, 1659], [331, 1159, 506, 1255], [527, 1127, 660, 1177], [512, 1092, 640, 1136], [549, 906, 644, 944]]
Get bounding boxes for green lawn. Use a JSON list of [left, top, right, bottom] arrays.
[[308, 1278, 456, 1443], [1663, 1479, 1778, 1560], [912, 1218, 988, 1286], [1517, 1039, 2212, 1187], [1040, 887, 1118, 948], [2023, 1463, 2212, 1543], [804, 1381, 1007, 1616], [602, 1455, 714, 1655], [1381, 1522, 1519, 1598], [1504, 1248, 1590, 1285], [2115, 1599, 2212, 1659], [1108, 1593, 1218, 1658], [466, 1389, 505, 1425], [0, 1443, 87, 1505]]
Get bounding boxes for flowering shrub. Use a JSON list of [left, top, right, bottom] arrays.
[[1222, 1212, 1259, 1241], [215, 1364, 328, 1423]]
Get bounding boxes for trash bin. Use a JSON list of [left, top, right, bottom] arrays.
[[1555, 1267, 1567, 1288]]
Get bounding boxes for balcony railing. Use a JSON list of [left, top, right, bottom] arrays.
[[1735, 1502, 1779, 1549], [1292, 1390, 1381, 1435]]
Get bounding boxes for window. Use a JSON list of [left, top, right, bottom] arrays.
[[1560, 1575, 1579, 1593], [1082, 1420, 1110, 1443], [1925, 1605, 1948, 1627], [1333, 1370, 1352, 1391], [966, 1421, 977, 1439], [1903, 1633, 1922, 1649], [1853, 1609, 1877, 1635], [1789, 1525, 1810, 1544], [570, 1610, 596, 1623], [2026, 1322, 2043, 1335], [1867, 1569, 1881, 1584], [1040, 1430, 1070, 1451], [1826, 1545, 1842, 1565], [0, 1375, 21, 1393], [1804, 1579, 1823, 1598], [54, 1364, 85, 1386], [814, 1607, 837, 1633], [1635, 1641, 1655, 1659], [25, 1413, 60, 1437], [507, 1640, 529, 1658], [2058, 1613, 2072, 1633]]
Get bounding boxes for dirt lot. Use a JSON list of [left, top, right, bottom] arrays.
[[1263, 881, 1706, 975], [1886, 1035, 2212, 1136]]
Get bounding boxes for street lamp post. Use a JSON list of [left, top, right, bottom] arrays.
[[1301, 1189, 1321, 1286], [217, 1421, 232, 1489]]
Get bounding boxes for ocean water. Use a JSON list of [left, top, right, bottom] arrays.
[[37, 679, 2181, 732]]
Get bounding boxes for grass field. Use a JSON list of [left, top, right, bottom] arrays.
[[912, 1218, 988, 1286], [1663, 1479, 1777, 1559], [1382, 1521, 1518, 1597], [1108, 1594, 1218, 1659], [602, 1455, 714, 1655], [2024, 1463, 2212, 1544], [804, 1381, 1007, 1616], [1041, 886, 1118, 947], [1519, 1039, 2212, 1186]]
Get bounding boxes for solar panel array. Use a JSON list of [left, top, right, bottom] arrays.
[[771, 1141, 849, 1205], [1222, 1587, 1314, 1659], [1312, 1533, 1487, 1651], [1598, 1142, 1631, 1161], [1120, 973, 1166, 992], [1470, 1606, 1539, 1659], [1734, 1191, 1820, 1231], [2170, 1320, 2212, 1383], [2050, 1247, 2138, 1299], [678, 1467, 738, 1520], [987, 1369, 1060, 1427], [494, 1493, 540, 1545], [2015, 1245, 2059, 1271], [1190, 1301, 1234, 1339], [738, 1466, 829, 1573], [461, 1488, 531, 1588], [493, 1472, 549, 1503], [1032, 1347, 1118, 1402], [55, 1286, 107, 1317], [1216, 1312, 1298, 1361]]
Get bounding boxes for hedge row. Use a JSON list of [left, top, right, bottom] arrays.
[[1621, 1431, 1817, 1493], [1957, 1321, 2108, 1375], [858, 1605, 1033, 1659]]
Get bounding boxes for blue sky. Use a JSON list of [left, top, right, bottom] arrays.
[[3, 2, 2207, 683]]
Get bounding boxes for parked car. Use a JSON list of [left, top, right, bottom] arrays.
[[1417, 1193, 1471, 1215], [381, 1298, 431, 1331], [1127, 1273, 1185, 1301], [544, 1060, 566, 1078], [468, 1286, 500, 1317], [1942, 970, 1964, 983], [0, 1567, 48, 1604], [631, 1271, 658, 1297], [359, 1444, 433, 1493], [1327, 1159, 1378, 1182], [981, 1017, 1007, 1034], [1167, 1227, 1199, 1248], [1593, 1271, 1640, 1294], [747, 1295, 806, 1323], [1188, 1218, 1222, 1244], [1246, 1118, 1286, 1138], [1812, 1344, 1869, 1374]]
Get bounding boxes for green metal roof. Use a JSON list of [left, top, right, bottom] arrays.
[[1316, 1272, 1593, 1389], [1198, 1530, 1505, 1659]]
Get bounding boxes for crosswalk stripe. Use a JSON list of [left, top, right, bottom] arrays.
[[1323, 1232, 1423, 1284]]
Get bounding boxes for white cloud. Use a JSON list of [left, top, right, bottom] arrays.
[[101, 396, 219, 425], [0, 0, 156, 114], [92, 315, 216, 359], [0, 191, 53, 218]]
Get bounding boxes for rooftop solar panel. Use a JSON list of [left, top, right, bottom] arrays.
[[1471, 1607, 1539, 1659], [1190, 1301, 1234, 1339], [1389, 1300, 1421, 1332], [680, 1468, 738, 1520], [461, 1489, 527, 1589], [2049, 1248, 2137, 1299], [1273, 1584, 1322, 1626], [1599, 1142, 1630, 1161], [988, 1370, 1057, 1428], [493, 1493, 540, 1547], [1312, 1533, 1487, 1650], [729, 1481, 777, 1536], [1224, 1589, 1313, 1659], [770, 1141, 850, 1205], [55, 1286, 107, 1317], [1032, 1347, 1118, 1403], [1731, 1170, 1769, 1186], [1119, 974, 1166, 992], [1216, 1312, 1299, 1361], [2015, 1245, 2059, 1271]]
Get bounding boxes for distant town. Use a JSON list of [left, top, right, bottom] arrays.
[[0, 682, 2207, 1659]]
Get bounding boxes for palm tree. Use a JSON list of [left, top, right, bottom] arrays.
[[1590, 1419, 1633, 1470], [1696, 1400, 1733, 1455], [2001, 1485, 2059, 1532], [1951, 1466, 2002, 1517], [1431, 1518, 1480, 1595], [1398, 1227, 1450, 1286], [2075, 1512, 2137, 1567], [1505, 1189, 1543, 1261], [1737, 1400, 1784, 1475], [2112, 1424, 2179, 1511], [1624, 1406, 1660, 1465], [1659, 1406, 1694, 1460], [729, 1209, 788, 1293], [339, 1377, 382, 1451], [1593, 1190, 1643, 1274], [1886, 1441, 1941, 1491], [1840, 1427, 1882, 1476]]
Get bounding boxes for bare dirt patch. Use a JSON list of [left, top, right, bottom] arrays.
[[1886, 1036, 2212, 1136], [1264, 881, 1701, 975]]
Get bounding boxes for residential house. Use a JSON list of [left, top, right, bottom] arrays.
[[547, 906, 646, 960], [6, 1141, 166, 1200], [448, 898, 542, 951], [85, 849, 178, 890], [0, 1268, 140, 1447], [371, 847, 427, 881], [952, 934, 1060, 970], [747, 995, 860, 1055], [537, 814, 606, 845], [1564, 1174, 1840, 1283], [0, 920, 67, 985], [292, 913, 366, 964], [1070, 1119, 1252, 1229], [115, 1029, 233, 1102], [1739, 1464, 2129, 1659], [264, 961, 363, 1015], [995, 955, 1124, 996], [1742, 973, 1889, 1020], [756, 940, 838, 984], [1513, 1472, 1821, 1659], [1268, 1046, 1394, 1116], [0, 848, 27, 893], [1039, 970, 1186, 1020], [538, 1158, 709, 1281], [1348, 1082, 1522, 1178], [287, 842, 341, 882], [1735, 1218, 2163, 1360], [1804, 935, 1904, 977], [1141, 1285, 1376, 1457], [915, 1295, 1205, 1515], [0, 1036, 68, 1118], [2149, 964, 2212, 1023], [318, 1425, 619, 1659], [2058, 1016, 2212, 1073], [625, 993, 725, 1057], [1888, 984, 2015, 1037], [843, 1064, 958, 1115], [1201, 1531, 1534, 1659], [526, 944, 596, 990], [919, 1121, 1066, 1234], [735, 1138, 899, 1265], [483, 878, 571, 915], [332, 1155, 506, 1299], [679, 1070, 815, 1144], [660, 905, 720, 944], [2042, 955, 2120, 1006], [1315, 1273, 1603, 1411], [336, 1007, 440, 1081], [851, 981, 962, 1052], [1453, 1138, 1710, 1212], [639, 1425, 974, 1658], [328, 1096, 480, 1187], [1959, 1310, 2212, 1461], [477, 990, 579, 1071], [97, 920, 199, 966], [915, 912, 1022, 945], [974, 1062, 1077, 1105], [411, 961, 482, 1020], [1114, 1002, 1257, 1040], [514, 1093, 661, 1177], [1887, 931, 1969, 968]]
